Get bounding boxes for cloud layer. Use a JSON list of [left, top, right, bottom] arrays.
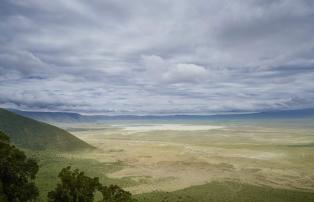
[[1, 0, 314, 114]]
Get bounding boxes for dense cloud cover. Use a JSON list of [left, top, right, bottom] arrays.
[[1, 0, 314, 114]]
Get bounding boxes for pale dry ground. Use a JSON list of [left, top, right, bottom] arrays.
[[118, 124, 224, 132], [64, 122, 314, 194]]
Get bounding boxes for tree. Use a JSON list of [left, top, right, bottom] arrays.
[[0, 130, 39, 202], [48, 166, 100, 202], [48, 166, 136, 202], [99, 184, 135, 202]]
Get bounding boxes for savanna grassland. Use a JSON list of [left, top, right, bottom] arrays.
[[30, 119, 314, 201]]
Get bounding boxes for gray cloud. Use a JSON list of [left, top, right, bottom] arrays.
[[0, 0, 314, 114]]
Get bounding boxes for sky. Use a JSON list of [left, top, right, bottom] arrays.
[[1, 0, 314, 115]]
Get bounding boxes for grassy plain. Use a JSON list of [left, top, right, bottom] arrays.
[[136, 181, 314, 202], [30, 120, 314, 201]]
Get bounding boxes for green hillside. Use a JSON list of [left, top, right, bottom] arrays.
[[0, 108, 94, 151]]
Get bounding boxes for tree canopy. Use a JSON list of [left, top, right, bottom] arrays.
[[48, 166, 135, 202], [48, 166, 100, 202], [0, 130, 39, 202], [99, 184, 135, 202]]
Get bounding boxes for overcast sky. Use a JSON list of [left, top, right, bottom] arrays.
[[1, 0, 314, 114]]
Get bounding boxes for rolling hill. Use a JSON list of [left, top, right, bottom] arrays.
[[0, 108, 94, 151]]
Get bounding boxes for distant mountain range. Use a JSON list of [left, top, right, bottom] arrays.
[[0, 108, 94, 151], [8, 108, 314, 123]]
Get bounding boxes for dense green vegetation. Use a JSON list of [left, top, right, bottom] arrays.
[[136, 181, 314, 202], [48, 166, 101, 201], [48, 166, 135, 202], [0, 108, 94, 151], [0, 131, 39, 201]]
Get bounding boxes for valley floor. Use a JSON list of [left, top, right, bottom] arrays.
[[32, 120, 314, 201], [70, 121, 314, 193]]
